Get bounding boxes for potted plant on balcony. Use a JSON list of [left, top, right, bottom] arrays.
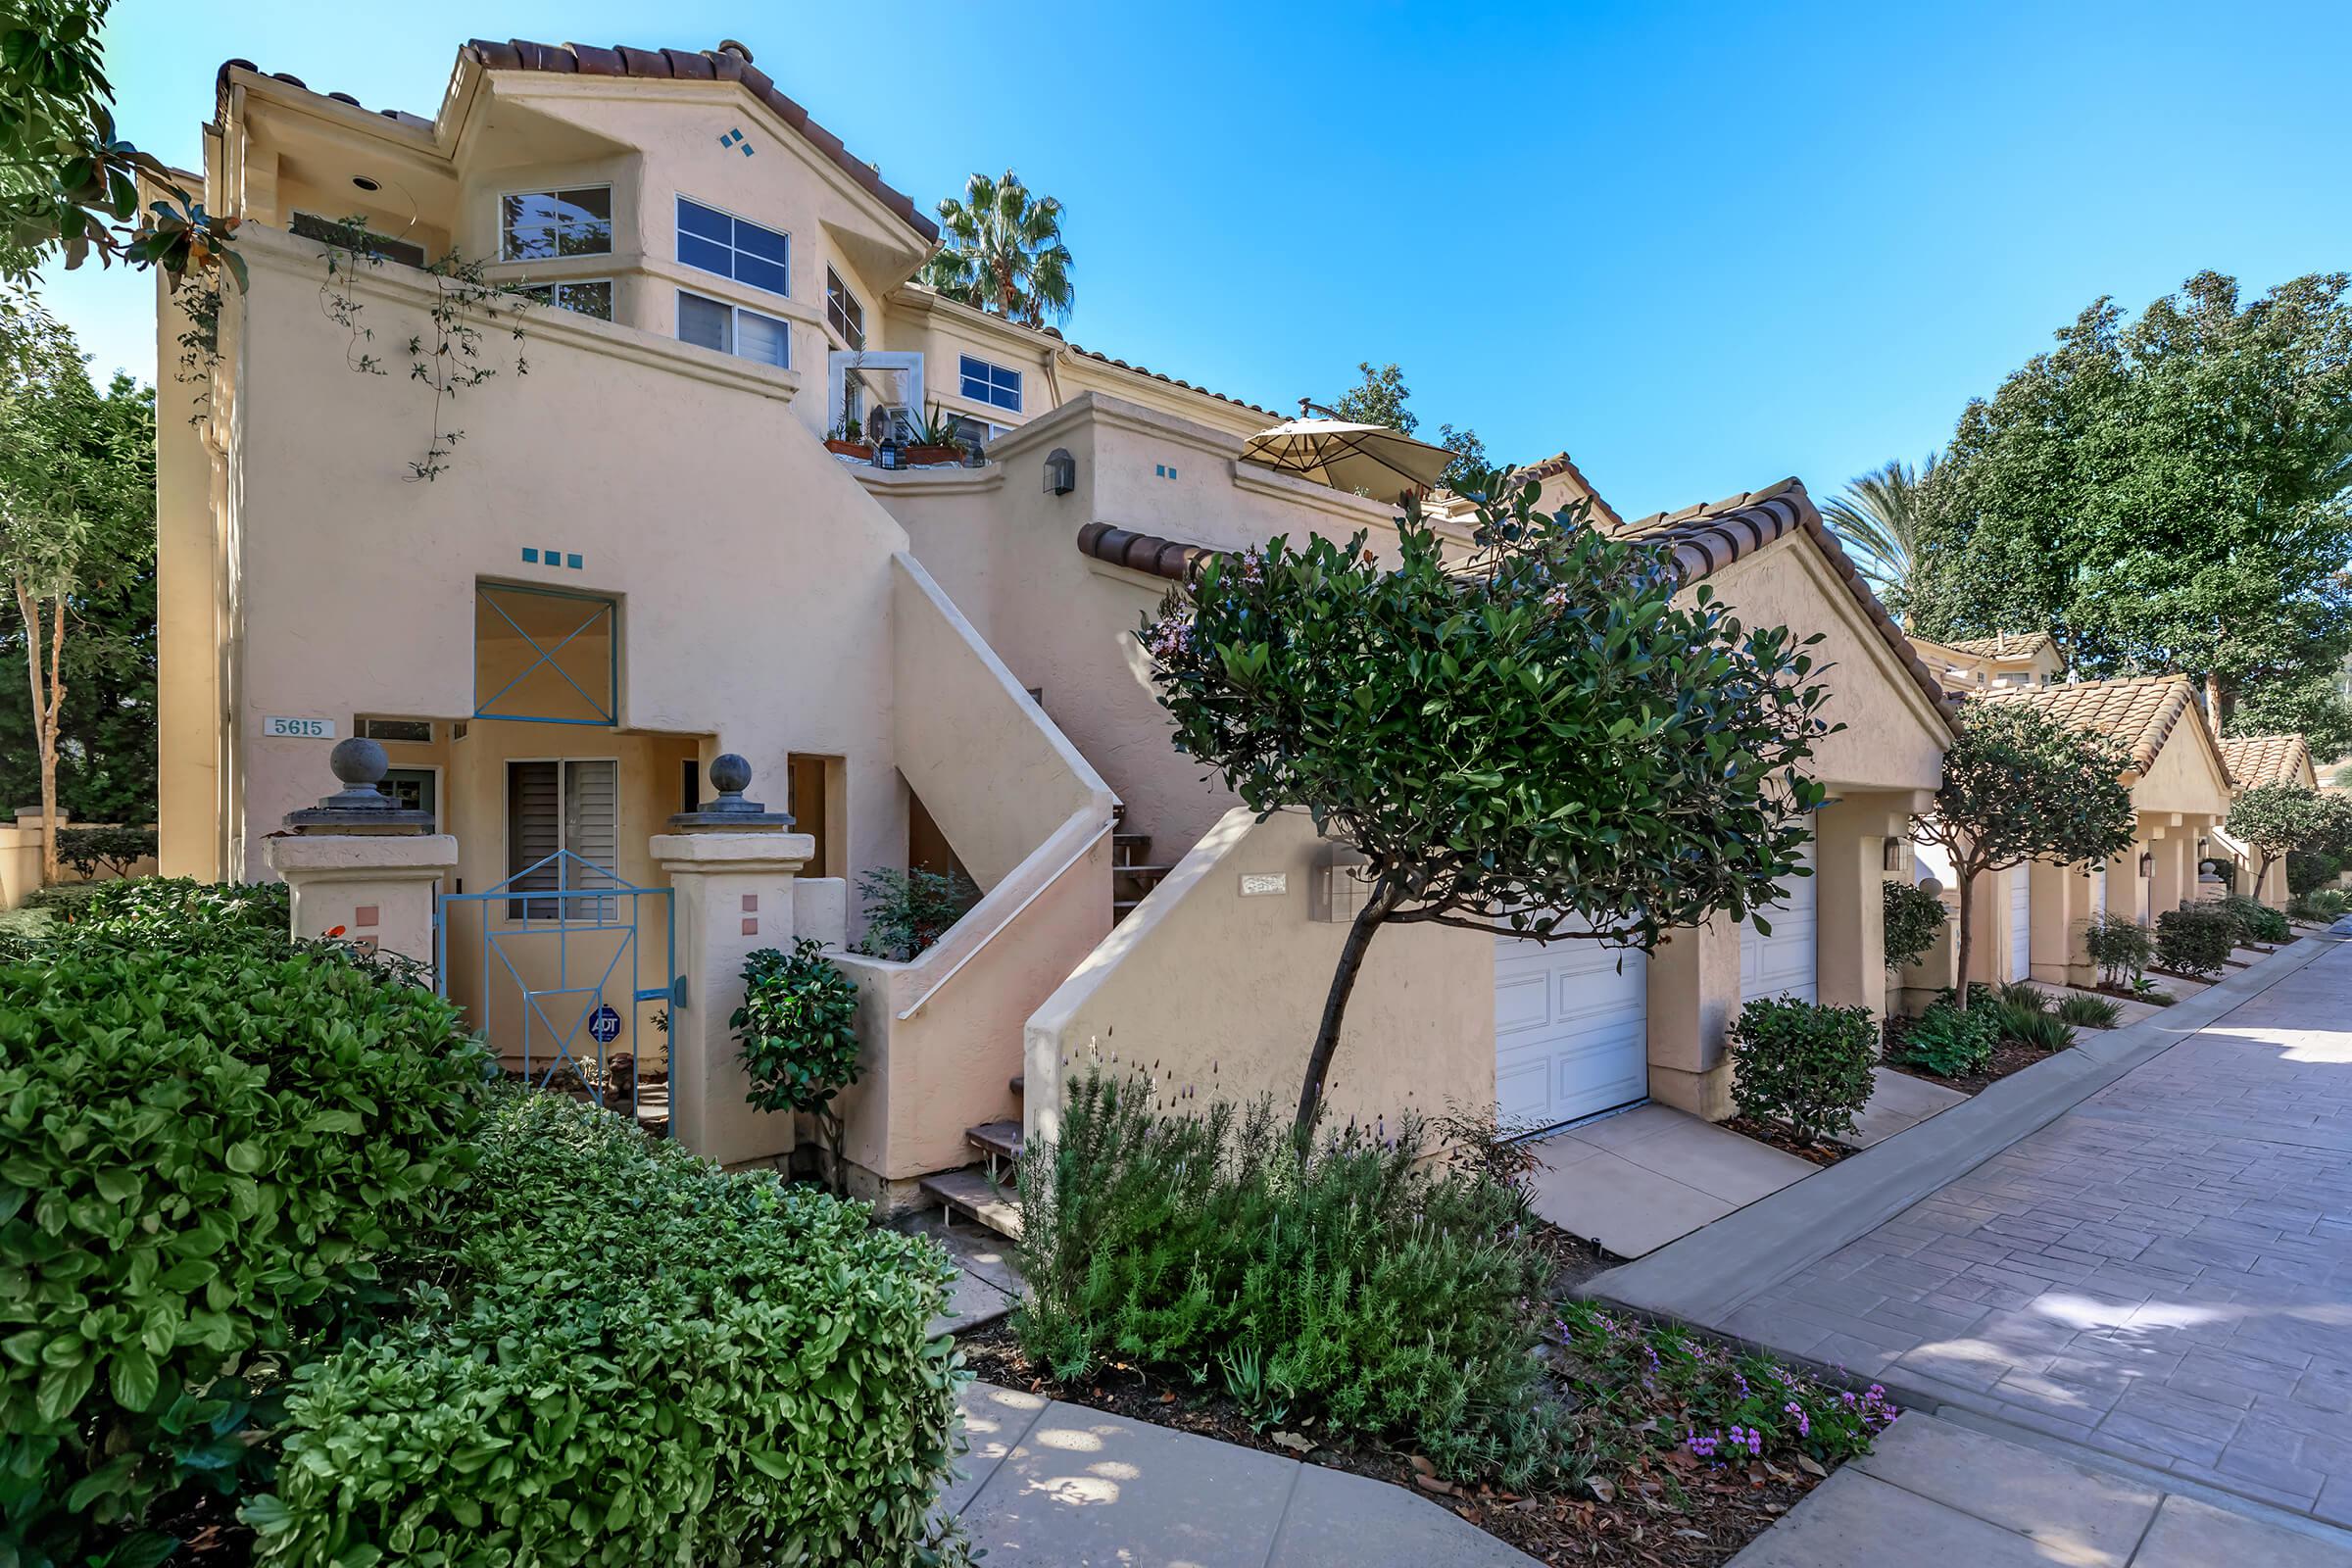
[[903, 403, 967, 467], [824, 414, 872, 461]]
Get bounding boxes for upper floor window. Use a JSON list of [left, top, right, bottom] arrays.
[[677, 196, 789, 296], [959, 355, 1021, 413], [826, 267, 864, 349], [499, 188, 613, 261], [678, 290, 789, 368], [518, 279, 613, 320]]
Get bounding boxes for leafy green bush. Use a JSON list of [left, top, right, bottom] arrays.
[[18, 880, 104, 918], [2223, 894, 2291, 945], [252, 1090, 963, 1567], [2287, 849, 2342, 896], [1882, 879, 1949, 972], [852, 866, 979, 960], [1896, 1001, 2000, 1077], [2055, 992, 2123, 1028], [2289, 887, 2349, 922], [65, 876, 291, 942], [0, 923, 487, 1567], [1994, 979, 2048, 1014], [2004, 1009, 2077, 1053], [55, 824, 158, 880], [1727, 996, 1878, 1146], [2156, 905, 2236, 979], [1015, 1072, 1568, 1487], [2081, 908, 2154, 989], [736, 938, 864, 1194]]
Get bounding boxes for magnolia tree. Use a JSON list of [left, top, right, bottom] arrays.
[[1143, 475, 1836, 1137], [1912, 703, 2136, 1007], [2226, 782, 2332, 898]]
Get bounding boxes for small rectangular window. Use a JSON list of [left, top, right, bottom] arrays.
[[355, 715, 434, 744], [677, 290, 788, 368], [826, 267, 865, 349], [500, 187, 612, 262], [959, 355, 1022, 413], [506, 758, 618, 919], [516, 278, 613, 320], [676, 196, 790, 296]]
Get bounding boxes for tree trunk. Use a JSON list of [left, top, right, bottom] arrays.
[[2204, 671, 2226, 728], [15, 579, 61, 887], [1952, 863, 1977, 1010], [1294, 883, 1393, 1144]]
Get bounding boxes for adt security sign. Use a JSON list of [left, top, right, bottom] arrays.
[[587, 1004, 624, 1044]]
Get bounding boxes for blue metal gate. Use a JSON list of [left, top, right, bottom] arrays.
[[437, 850, 678, 1134]]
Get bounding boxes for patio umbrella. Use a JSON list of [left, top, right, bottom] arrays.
[[1241, 399, 1457, 504]]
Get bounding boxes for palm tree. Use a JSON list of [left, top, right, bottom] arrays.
[[1823, 454, 1937, 611], [920, 171, 1074, 326]]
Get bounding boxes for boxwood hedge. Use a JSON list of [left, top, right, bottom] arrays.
[[0, 916, 487, 1567], [250, 1090, 965, 1568]]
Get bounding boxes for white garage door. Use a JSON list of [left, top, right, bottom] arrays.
[[2091, 866, 2107, 919], [1740, 834, 1818, 1004], [1495, 936, 1647, 1133], [2007, 865, 2032, 980]]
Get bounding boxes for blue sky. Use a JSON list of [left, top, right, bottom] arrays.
[[45, 0, 2352, 517]]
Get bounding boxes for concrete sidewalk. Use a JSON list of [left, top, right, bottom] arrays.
[[943, 1380, 1541, 1567], [1735, 1411, 2352, 1565]]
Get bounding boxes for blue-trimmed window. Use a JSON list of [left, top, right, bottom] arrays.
[[959, 355, 1021, 413], [676, 196, 789, 296]]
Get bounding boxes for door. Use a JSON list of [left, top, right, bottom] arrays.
[[1495, 935, 1648, 1133], [1740, 833, 1819, 1004], [2007, 865, 2032, 980]]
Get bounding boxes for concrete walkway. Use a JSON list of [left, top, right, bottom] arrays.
[[944, 1380, 1541, 1566], [1602, 930, 2352, 1542], [1734, 1410, 2352, 1565], [1524, 1102, 1817, 1257]]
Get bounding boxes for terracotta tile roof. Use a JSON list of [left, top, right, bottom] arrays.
[[218, 40, 936, 243], [1941, 631, 2057, 662], [1517, 451, 1625, 526], [1981, 673, 2199, 776], [2218, 733, 2315, 790], [1078, 476, 1957, 728], [1023, 321, 1278, 418]]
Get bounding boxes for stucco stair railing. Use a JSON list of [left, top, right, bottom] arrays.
[[830, 554, 1118, 1202]]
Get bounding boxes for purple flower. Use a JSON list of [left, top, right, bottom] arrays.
[[1785, 1399, 1810, 1439]]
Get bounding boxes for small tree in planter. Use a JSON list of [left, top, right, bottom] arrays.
[[735, 939, 864, 1196], [2226, 782, 2328, 902], [1911, 703, 2137, 1010], [1144, 474, 1836, 1138]]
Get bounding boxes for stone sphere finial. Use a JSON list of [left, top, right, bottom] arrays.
[[330, 737, 389, 788], [710, 753, 753, 795], [668, 751, 790, 831]]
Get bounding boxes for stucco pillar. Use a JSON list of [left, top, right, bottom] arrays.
[[650, 756, 813, 1169], [2029, 859, 2095, 988], [1815, 795, 1905, 1022], [262, 739, 453, 970], [2259, 858, 2290, 909], [2150, 823, 2192, 919], [1961, 866, 2005, 987], [1646, 912, 1741, 1119]]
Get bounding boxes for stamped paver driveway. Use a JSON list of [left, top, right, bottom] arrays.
[[1725, 938, 2352, 1525]]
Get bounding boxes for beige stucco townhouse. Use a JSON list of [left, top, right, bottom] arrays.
[[2215, 733, 2321, 907], [158, 35, 1948, 1207]]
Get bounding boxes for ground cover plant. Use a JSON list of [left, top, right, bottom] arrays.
[[1013, 1069, 1571, 1487], [1726, 997, 1877, 1148], [2222, 893, 2291, 946], [1893, 996, 2000, 1078], [2055, 992, 2123, 1028]]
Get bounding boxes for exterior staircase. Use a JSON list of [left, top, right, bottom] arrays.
[[1112, 827, 1170, 924], [916, 1072, 1026, 1239]]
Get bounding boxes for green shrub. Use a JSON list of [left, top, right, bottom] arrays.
[[2222, 894, 2291, 946], [2003, 1008, 2077, 1053], [852, 866, 979, 960], [736, 938, 864, 1195], [55, 824, 159, 880], [66, 876, 291, 942], [252, 1091, 963, 1567], [2156, 905, 2237, 979], [1994, 979, 2048, 1014], [0, 925, 487, 1567], [18, 881, 104, 918], [1882, 879, 1949, 972], [1727, 996, 1879, 1146], [2055, 992, 2123, 1028], [1014, 1072, 1569, 1488], [2287, 849, 2342, 896], [2289, 887, 2349, 923], [1896, 1001, 2000, 1077], [2081, 909, 2154, 989]]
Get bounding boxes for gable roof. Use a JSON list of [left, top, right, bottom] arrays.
[[1078, 476, 1957, 728], [1981, 673, 2199, 776], [217, 39, 936, 243], [1941, 631, 2057, 662], [2219, 733, 2316, 790], [1518, 451, 1626, 526]]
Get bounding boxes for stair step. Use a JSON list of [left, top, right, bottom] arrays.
[[966, 1119, 1023, 1162], [918, 1167, 1021, 1240], [1112, 831, 1152, 866]]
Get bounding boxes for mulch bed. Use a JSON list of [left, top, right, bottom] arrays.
[[1528, 1215, 1620, 1296], [1725, 1116, 1852, 1167], [2147, 965, 2226, 985], [956, 1320, 1832, 1567], [2089, 981, 2175, 1006], [1880, 1013, 2064, 1097]]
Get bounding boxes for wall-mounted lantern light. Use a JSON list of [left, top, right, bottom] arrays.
[[1312, 843, 1372, 924], [1044, 447, 1076, 496], [1882, 838, 1906, 872], [876, 439, 902, 470], [2138, 850, 2155, 878]]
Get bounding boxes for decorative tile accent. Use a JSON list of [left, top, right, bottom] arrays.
[[520, 548, 539, 563], [541, 544, 560, 563], [741, 917, 759, 937], [565, 553, 583, 569], [719, 127, 754, 156], [353, 905, 378, 929], [741, 894, 759, 912]]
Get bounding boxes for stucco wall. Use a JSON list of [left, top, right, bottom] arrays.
[[2133, 717, 2234, 820], [1025, 808, 1493, 1146]]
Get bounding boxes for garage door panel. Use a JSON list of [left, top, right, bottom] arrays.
[[2007, 866, 2031, 980], [1495, 936, 1647, 1132], [1740, 830, 1818, 1004]]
